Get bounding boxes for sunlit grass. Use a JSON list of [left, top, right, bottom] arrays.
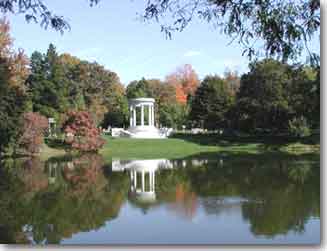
[[40, 135, 319, 161], [100, 136, 285, 161]]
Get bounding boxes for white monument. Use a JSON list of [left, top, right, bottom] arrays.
[[111, 97, 172, 138]]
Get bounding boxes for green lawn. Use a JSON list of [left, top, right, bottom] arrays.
[[99, 135, 319, 161], [40, 134, 319, 161], [100, 136, 222, 161]]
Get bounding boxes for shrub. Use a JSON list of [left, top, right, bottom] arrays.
[[19, 112, 49, 155], [62, 111, 105, 152], [288, 116, 311, 138]]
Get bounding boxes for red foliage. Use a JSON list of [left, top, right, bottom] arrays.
[[19, 112, 48, 155], [62, 154, 105, 196], [63, 111, 105, 152]]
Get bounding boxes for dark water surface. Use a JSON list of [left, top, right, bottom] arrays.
[[0, 153, 320, 245]]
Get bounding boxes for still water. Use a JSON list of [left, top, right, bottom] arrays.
[[0, 153, 320, 245]]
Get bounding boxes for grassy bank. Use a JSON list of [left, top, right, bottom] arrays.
[[40, 134, 320, 161], [99, 134, 319, 160]]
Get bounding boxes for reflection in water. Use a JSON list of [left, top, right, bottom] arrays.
[[113, 159, 173, 204], [0, 153, 320, 244]]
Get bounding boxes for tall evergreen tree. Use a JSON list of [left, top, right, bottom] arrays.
[[28, 44, 70, 121]]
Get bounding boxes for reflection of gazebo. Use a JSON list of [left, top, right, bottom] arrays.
[[48, 117, 57, 138], [130, 164, 156, 203], [111, 159, 173, 205]]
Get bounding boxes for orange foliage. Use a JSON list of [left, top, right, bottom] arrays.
[[166, 64, 199, 104], [175, 84, 187, 104], [169, 183, 198, 219], [0, 18, 29, 88]]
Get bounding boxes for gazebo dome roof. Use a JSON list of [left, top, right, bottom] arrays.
[[129, 98, 155, 104]]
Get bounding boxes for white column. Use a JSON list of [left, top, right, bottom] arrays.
[[141, 104, 144, 126], [129, 106, 133, 127], [130, 171, 134, 191], [133, 106, 136, 126]]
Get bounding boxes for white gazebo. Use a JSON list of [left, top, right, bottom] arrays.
[[129, 98, 155, 127], [127, 98, 166, 138]]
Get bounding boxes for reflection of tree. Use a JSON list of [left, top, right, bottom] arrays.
[[156, 169, 198, 219], [0, 154, 130, 244], [150, 154, 319, 236], [242, 185, 319, 237], [0, 166, 31, 244], [19, 158, 49, 195], [286, 160, 315, 185], [183, 154, 320, 237], [168, 183, 197, 219], [61, 154, 106, 196], [0, 153, 320, 243], [238, 157, 320, 237]]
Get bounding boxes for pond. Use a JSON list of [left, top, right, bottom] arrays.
[[0, 152, 320, 245]]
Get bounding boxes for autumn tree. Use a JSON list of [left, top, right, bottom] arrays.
[[28, 47, 125, 126], [19, 112, 48, 155], [166, 64, 199, 104], [66, 59, 125, 125], [0, 18, 29, 156], [62, 111, 105, 152]]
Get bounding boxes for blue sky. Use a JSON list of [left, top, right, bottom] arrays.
[[6, 0, 320, 85]]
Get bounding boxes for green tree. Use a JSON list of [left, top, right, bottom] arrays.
[[190, 75, 234, 130], [289, 66, 320, 129], [28, 44, 71, 121], [102, 94, 129, 128], [160, 102, 188, 129], [236, 59, 293, 132]]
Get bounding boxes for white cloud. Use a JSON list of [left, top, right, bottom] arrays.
[[184, 50, 202, 57]]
